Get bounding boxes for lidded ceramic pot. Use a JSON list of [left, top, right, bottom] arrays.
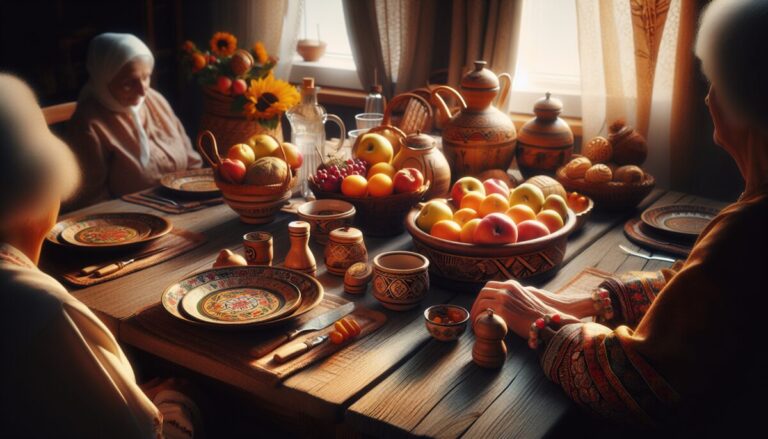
[[391, 131, 451, 199], [516, 92, 574, 178], [431, 61, 517, 179], [324, 227, 367, 276]]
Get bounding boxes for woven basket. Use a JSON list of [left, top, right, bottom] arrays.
[[308, 178, 428, 237], [200, 87, 283, 156], [555, 167, 655, 210]]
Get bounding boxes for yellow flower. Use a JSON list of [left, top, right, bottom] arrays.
[[252, 42, 269, 64], [210, 32, 237, 57], [243, 74, 300, 122]]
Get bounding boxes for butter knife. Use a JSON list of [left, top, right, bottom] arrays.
[[139, 192, 181, 207], [80, 246, 169, 276], [250, 302, 355, 358], [273, 334, 329, 364]]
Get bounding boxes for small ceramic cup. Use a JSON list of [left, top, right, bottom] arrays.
[[355, 112, 384, 130], [372, 251, 429, 311], [297, 199, 356, 245], [424, 304, 469, 342], [243, 231, 273, 266]]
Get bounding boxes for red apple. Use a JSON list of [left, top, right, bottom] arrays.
[[231, 78, 247, 95], [451, 177, 485, 205], [217, 76, 232, 95], [219, 158, 246, 184], [483, 178, 510, 199], [393, 168, 424, 193], [516, 220, 550, 242], [473, 212, 518, 245]]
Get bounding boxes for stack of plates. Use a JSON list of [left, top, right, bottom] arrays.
[[625, 204, 719, 257], [47, 212, 172, 250], [162, 266, 324, 329], [160, 168, 220, 197]]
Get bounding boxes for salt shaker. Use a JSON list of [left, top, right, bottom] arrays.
[[472, 308, 508, 368], [284, 221, 317, 277], [324, 227, 367, 276]]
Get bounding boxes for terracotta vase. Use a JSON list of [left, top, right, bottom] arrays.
[[432, 61, 517, 180], [516, 92, 574, 178], [392, 131, 451, 199]]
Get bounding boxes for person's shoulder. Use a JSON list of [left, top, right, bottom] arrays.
[[146, 88, 173, 111], [0, 264, 71, 340], [69, 95, 109, 130]]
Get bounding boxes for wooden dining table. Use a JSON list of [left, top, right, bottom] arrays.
[[57, 187, 725, 438]]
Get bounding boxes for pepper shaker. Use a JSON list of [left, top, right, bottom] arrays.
[[284, 221, 317, 277], [472, 308, 508, 368]]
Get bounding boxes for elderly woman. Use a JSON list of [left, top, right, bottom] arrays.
[[0, 74, 197, 438], [472, 0, 768, 433], [68, 33, 201, 208]]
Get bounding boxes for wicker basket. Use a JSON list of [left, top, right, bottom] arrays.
[[198, 131, 295, 224], [200, 87, 283, 156], [308, 178, 428, 237], [555, 167, 655, 211]]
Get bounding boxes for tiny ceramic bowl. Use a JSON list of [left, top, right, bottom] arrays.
[[297, 199, 356, 244], [573, 195, 595, 232], [372, 251, 430, 311], [424, 304, 469, 342], [296, 39, 327, 62]]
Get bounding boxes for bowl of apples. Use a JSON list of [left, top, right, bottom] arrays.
[[405, 175, 577, 288], [197, 130, 299, 224]]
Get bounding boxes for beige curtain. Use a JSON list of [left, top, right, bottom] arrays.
[[211, 0, 302, 79], [576, 0, 681, 188]]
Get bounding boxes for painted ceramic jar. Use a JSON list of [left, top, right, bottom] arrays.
[[324, 227, 367, 276], [392, 131, 451, 199], [516, 92, 574, 178], [431, 60, 517, 179], [297, 199, 356, 245], [372, 251, 430, 311]]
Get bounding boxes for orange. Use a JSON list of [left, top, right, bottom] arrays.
[[460, 191, 484, 211], [460, 218, 482, 243], [430, 220, 462, 242], [478, 193, 510, 217], [341, 175, 368, 197], [536, 209, 565, 233], [453, 208, 479, 227], [506, 204, 537, 224], [367, 162, 396, 179], [367, 173, 394, 197]]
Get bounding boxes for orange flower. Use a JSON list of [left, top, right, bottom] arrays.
[[252, 42, 269, 64], [181, 40, 196, 53], [243, 74, 300, 123], [210, 32, 237, 57]]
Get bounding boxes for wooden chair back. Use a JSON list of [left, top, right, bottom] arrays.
[[42, 101, 76, 125], [382, 92, 433, 134]]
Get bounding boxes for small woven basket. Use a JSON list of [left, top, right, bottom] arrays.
[[555, 167, 655, 210]]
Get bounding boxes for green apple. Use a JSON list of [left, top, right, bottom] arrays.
[[355, 133, 393, 165], [248, 134, 280, 159], [416, 200, 453, 233], [509, 183, 545, 213], [542, 194, 569, 222]]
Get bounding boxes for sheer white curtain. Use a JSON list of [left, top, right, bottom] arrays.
[[575, 0, 681, 188], [211, 0, 303, 79]]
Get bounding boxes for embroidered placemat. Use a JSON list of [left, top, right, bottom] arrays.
[[42, 228, 206, 287], [123, 188, 223, 214]]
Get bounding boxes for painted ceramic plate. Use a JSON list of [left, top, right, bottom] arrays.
[[179, 276, 301, 325], [161, 168, 219, 196], [48, 213, 172, 249], [641, 205, 719, 238], [162, 266, 324, 329]]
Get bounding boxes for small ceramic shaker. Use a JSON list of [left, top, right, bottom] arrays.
[[472, 308, 508, 368], [284, 221, 317, 277]]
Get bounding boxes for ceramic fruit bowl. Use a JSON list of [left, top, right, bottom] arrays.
[[424, 304, 469, 342], [308, 178, 428, 236], [556, 166, 655, 211], [405, 203, 576, 288], [297, 199, 356, 244], [573, 196, 595, 232], [372, 251, 430, 311]]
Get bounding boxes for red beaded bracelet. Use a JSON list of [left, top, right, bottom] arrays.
[[528, 313, 561, 349]]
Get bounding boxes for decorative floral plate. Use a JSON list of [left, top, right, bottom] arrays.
[[179, 276, 301, 325], [48, 213, 172, 249], [161, 168, 220, 196], [162, 266, 324, 329], [640, 205, 719, 238]]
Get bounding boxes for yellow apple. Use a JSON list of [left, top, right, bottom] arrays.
[[453, 208, 479, 227], [227, 143, 256, 167], [542, 194, 569, 222], [460, 218, 482, 243], [355, 133, 393, 165], [416, 200, 453, 233], [506, 204, 537, 224], [248, 134, 280, 159], [536, 209, 565, 233], [273, 142, 303, 170], [509, 183, 545, 213]]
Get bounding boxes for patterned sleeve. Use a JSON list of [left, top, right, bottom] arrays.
[[596, 270, 674, 328], [540, 322, 680, 427]]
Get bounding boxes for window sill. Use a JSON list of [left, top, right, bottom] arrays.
[[289, 55, 362, 91]]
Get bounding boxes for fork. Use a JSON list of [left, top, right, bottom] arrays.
[[618, 245, 676, 263]]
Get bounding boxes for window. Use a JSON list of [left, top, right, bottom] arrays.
[[509, 0, 582, 117], [289, 0, 362, 90]]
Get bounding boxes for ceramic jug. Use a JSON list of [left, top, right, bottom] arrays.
[[431, 61, 517, 180], [516, 92, 574, 178], [391, 131, 451, 199]]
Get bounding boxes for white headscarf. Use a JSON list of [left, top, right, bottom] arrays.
[[80, 33, 155, 167]]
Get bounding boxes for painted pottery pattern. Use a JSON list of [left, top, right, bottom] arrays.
[[373, 271, 429, 303], [75, 225, 142, 244], [325, 243, 367, 274], [200, 288, 283, 321], [426, 325, 467, 341]]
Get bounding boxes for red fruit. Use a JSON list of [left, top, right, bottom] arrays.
[[231, 79, 247, 95], [393, 168, 424, 193], [216, 76, 232, 95], [219, 158, 246, 184]]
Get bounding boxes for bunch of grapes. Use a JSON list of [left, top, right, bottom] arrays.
[[313, 158, 369, 193]]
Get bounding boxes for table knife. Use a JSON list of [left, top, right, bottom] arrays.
[[251, 302, 355, 358], [273, 334, 329, 364], [79, 247, 168, 277], [139, 192, 182, 207]]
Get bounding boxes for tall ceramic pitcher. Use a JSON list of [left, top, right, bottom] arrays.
[[431, 61, 517, 179]]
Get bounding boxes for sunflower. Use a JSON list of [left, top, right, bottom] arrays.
[[243, 74, 300, 125], [252, 42, 269, 64], [210, 32, 237, 57]]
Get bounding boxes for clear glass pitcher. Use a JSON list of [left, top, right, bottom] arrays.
[[286, 77, 346, 198]]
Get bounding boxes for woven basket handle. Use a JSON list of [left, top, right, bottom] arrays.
[[197, 130, 222, 168], [271, 135, 293, 191], [383, 93, 433, 127]]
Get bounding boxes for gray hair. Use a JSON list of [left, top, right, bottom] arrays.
[[695, 0, 768, 131], [0, 74, 80, 223]]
